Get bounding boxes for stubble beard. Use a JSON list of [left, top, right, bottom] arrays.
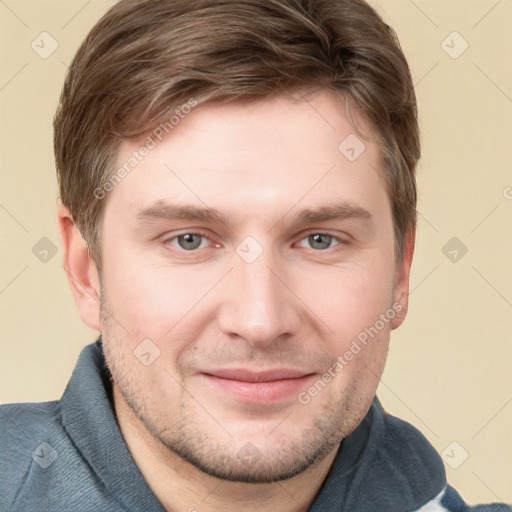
[[99, 295, 377, 484]]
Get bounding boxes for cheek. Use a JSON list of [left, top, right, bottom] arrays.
[[292, 259, 396, 350], [292, 261, 394, 400], [101, 255, 218, 336]]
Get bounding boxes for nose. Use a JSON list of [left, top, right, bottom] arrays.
[[216, 246, 301, 348]]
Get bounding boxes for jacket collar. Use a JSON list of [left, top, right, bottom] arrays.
[[60, 339, 165, 511], [61, 340, 446, 511]]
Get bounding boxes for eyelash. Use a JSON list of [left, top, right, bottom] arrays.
[[164, 231, 347, 252]]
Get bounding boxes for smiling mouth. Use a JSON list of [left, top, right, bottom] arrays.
[[200, 368, 317, 403]]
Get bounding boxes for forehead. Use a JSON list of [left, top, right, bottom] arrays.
[[107, 91, 387, 222]]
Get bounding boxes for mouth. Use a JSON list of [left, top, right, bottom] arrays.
[[199, 368, 317, 403]]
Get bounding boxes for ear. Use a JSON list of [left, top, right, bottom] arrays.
[[391, 228, 415, 330], [58, 207, 101, 331]]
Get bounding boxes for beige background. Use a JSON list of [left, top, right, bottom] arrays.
[[0, 0, 510, 505]]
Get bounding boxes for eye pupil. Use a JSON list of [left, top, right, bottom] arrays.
[[309, 234, 332, 250], [178, 234, 202, 250]]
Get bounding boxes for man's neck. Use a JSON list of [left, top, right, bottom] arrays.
[[112, 386, 338, 512]]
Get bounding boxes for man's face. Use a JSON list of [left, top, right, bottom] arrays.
[[99, 92, 410, 483]]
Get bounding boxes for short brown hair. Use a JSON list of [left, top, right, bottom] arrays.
[[54, 0, 419, 267]]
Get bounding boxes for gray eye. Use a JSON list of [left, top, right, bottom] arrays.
[[308, 234, 333, 250], [177, 233, 203, 250]]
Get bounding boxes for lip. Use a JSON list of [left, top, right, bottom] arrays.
[[200, 368, 316, 403]]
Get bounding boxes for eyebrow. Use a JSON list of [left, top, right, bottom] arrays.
[[294, 204, 372, 224], [136, 202, 231, 225], [136, 201, 372, 227]]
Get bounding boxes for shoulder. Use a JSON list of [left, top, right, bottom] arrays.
[[366, 404, 510, 511], [0, 399, 126, 511], [413, 486, 511, 512], [1, 399, 62, 431], [0, 400, 63, 508], [351, 405, 446, 509], [0, 400, 63, 459], [380, 410, 444, 474]]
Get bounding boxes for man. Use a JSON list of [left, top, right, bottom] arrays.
[[0, 0, 509, 510]]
